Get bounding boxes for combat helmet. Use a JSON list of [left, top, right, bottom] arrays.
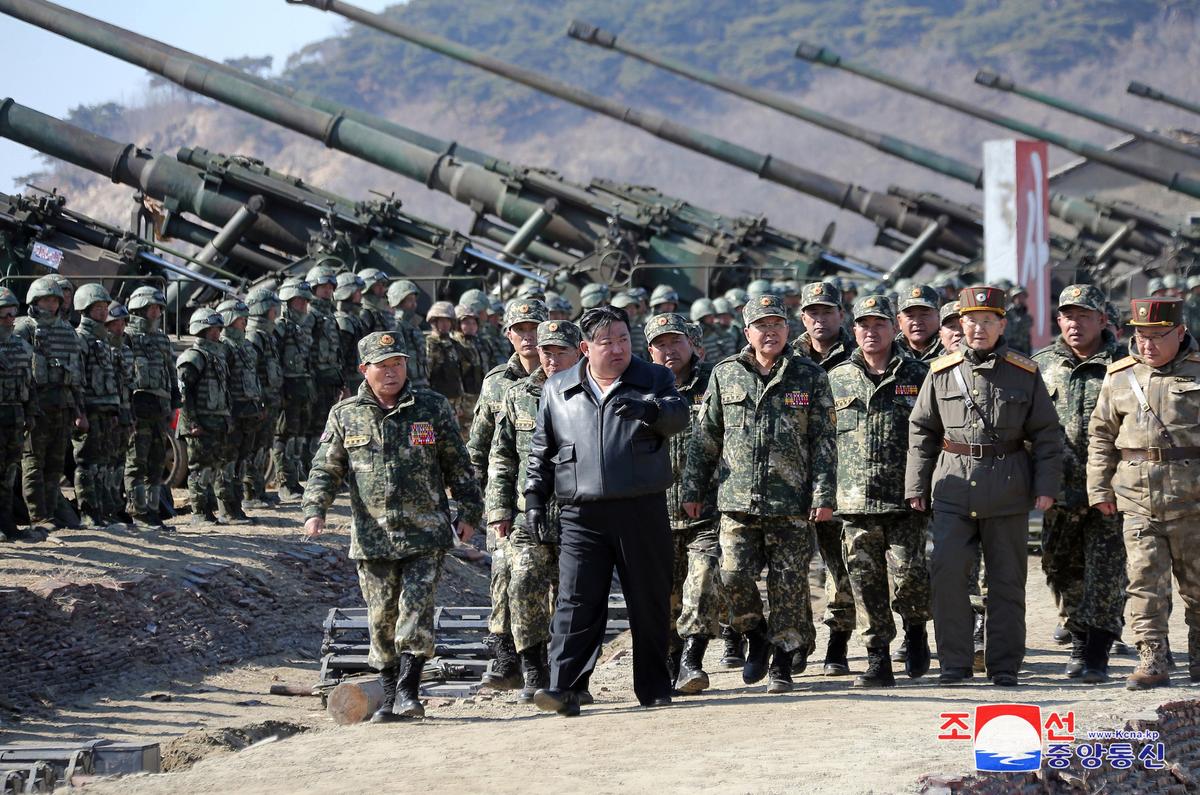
[[217, 298, 250, 325], [426, 300, 457, 323], [357, 268, 389, 289], [127, 285, 167, 311], [106, 303, 130, 324], [305, 263, 339, 290], [279, 277, 315, 303], [73, 283, 112, 312], [690, 297, 716, 322], [188, 307, 225, 335], [649, 284, 679, 307], [334, 272, 365, 301], [246, 288, 281, 316], [0, 286, 18, 308], [26, 275, 64, 303], [387, 279, 419, 307]]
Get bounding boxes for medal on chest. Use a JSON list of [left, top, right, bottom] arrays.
[[409, 422, 436, 446], [784, 391, 809, 408]]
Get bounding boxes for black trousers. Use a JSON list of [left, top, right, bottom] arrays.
[[549, 493, 673, 705]]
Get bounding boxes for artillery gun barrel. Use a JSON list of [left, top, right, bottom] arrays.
[[194, 194, 265, 265], [1128, 82, 1200, 120], [794, 43, 1200, 200], [287, 0, 982, 258], [158, 214, 290, 272], [567, 20, 983, 187], [975, 70, 1200, 162]]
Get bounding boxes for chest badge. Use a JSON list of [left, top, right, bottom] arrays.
[[409, 422, 436, 446], [894, 384, 919, 397], [784, 391, 810, 408], [515, 415, 536, 431]]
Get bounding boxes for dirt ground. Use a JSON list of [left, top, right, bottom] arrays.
[[2, 503, 1196, 794]]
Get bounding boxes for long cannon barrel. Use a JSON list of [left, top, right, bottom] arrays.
[[794, 43, 1200, 200], [1127, 82, 1200, 120], [286, 0, 982, 258], [975, 69, 1200, 162], [566, 20, 984, 187]]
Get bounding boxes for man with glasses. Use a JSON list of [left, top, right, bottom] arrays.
[[906, 286, 1062, 687], [1088, 297, 1200, 690]]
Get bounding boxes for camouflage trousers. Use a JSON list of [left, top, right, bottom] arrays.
[[506, 526, 558, 652], [273, 390, 312, 491], [217, 413, 259, 511], [452, 394, 477, 439], [183, 418, 228, 514], [125, 413, 169, 519], [0, 415, 23, 528], [843, 512, 932, 650], [110, 422, 132, 519], [814, 518, 856, 632], [22, 403, 70, 523], [72, 409, 119, 520], [720, 511, 815, 653], [1041, 505, 1126, 637], [1122, 514, 1200, 648], [356, 551, 445, 668], [305, 379, 342, 469], [245, 403, 280, 501], [671, 520, 721, 640], [486, 524, 511, 636]]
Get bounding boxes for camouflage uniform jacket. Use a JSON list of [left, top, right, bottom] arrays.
[[480, 323, 510, 369], [1032, 332, 1121, 508], [467, 353, 530, 489], [335, 304, 369, 390], [303, 381, 483, 560], [667, 356, 717, 529], [700, 324, 735, 364], [308, 298, 344, 387], [795, 328, 856, 371], [276, 308, 313, 403], [425, 331, 464, 399], [396, 310, 429, 387], [1006, 306, 1032, 354], [828, 345, 929, 514], [126, 315, 180, 412], [220, 327, 263, 418], [683, 344, 837, 516], [1087, 335, 1200, 521], [0, 330, 37, 424], [76, 317, 120, 411], [361, 294, 395, 334], [485, 367, 559, 534], [451, 331, 485, 395], [895, 333, 944, 363], [246, 317, 284, 409], [112, 333, 134, 425], [905, 341, 1063, 517], [16, 312, 83, 411]]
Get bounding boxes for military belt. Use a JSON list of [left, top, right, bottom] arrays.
[[1120, 447, 1200, 462], [941, 439, 1023, 458]]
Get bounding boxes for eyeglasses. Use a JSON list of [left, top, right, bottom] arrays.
[[960, 313, 1003, 328], [1133, 328, 1177, 342]]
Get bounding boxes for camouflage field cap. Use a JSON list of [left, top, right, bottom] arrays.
[[358, 331, 409, 364], [1058, 284, 1106, 313], [1128, 297, 1183, 327], [743, 294, 788, 325], [958, 285, 1007, 316], [897, 284, 940, 312], [801, 281, 841, 309], [851, 294, 895, 321], [939, 301, 962, 326], [537, 319, 582, 348], [503, 298, 548, 330], [645, 312, 691, 343]]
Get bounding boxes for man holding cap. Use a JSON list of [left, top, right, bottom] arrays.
[[684, 294, 838, 693], [1033, 284, 1125, 683], [906, 286, 1062, 687], [828, 295, 933, 687], [896, 285, 944, 363], [303, 331, 482, 721], [1088, 297, 1200, 690]]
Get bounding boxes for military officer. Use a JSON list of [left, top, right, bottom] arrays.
[[274, 277, 314, 502], [124, 286, 178, 529], [906, 285, 1062, 687], [216, 298, 263, 524], [177, 308, 231, 525], [386, 279, 429, 387], [829, 295, 932, 687], [1087, 296, 1200, 690], [73, 283, 120, 529], [896, 285, 944, 363], [244, 288, 284, 508], [303, 331, 482, 722], [0, 287, 38, 542], [684, 294, 838, 693]]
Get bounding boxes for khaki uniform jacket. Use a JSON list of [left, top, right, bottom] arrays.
[[1086, 335, 1200, 521], [905, 341, 1063, 518]]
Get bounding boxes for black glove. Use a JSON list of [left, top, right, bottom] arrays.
[[525, 506, 547, 544], [612, 396, 659, 425]]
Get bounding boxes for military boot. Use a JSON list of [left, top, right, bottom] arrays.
[[904, 623, 931, 678], [1126, 640, 1170, 691], [823, 629, 852, 676], [481, 633, 523, 691], [1081, 629, 1112, 684], [718, 625, 745, 669], [854, 647, 896, 688], [742, 622, 772, 685], [766, 646, 793, 694], [1065, 632, 1087, 678], [517, 644, 549, 705], [216, 503, 252, 525], [370, 666, 401, 723], [392, 653, 426, 718], [1188, 627, 1200, 684], [675, 636, 710, 695], [972, 611, 986, 673], [892, 634, 908, 663]]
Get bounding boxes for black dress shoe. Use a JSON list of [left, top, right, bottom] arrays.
[[642, 695, 672, 708], [938, 667, 974, 685], [533, 688, 580, 717], [991, 671, 1019, 687]]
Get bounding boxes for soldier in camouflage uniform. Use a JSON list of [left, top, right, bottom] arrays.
[[648, 284, 677, 316], [387, 279, 429, 387], [691, 298, 735, 363], [105, 303, 133, 526], [124, 286, 178, 529], [795, 281, 858, 675], [896, 285, 945, 363], [938, 301, 963, 354], [1004, 282, 1033, 355], [424, 301, 465, 404], [828, 295, 932, 688], [17, 275, 84, 529], [334, 272, 369, 394], [0, 287, 39, 542], [72, 284, 121, 529], [546, 293, 572, 321], [305, 263, 347, 468], [244, 288, 283, 507], [452, 304, 485, 433], [1088, 296, 1200, 690], [486, 319, 583, 703], [613, 293, 647, 359], [775, 281, 805, 341], [358, 269, 394, 334], [303, 331, 482, 722], [216, 298, 263, 525], [684, 294, 838, 693], [645, 313, 722, 694], [177, 308, 231, 525], [466, 299, 548, 689], [712, 297, 741, 357], [1033, 284, 1126, 683], [274, 277, 314, 502], [460, 289, 504, 369]]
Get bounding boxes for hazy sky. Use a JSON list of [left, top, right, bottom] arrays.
[[0, 0, 396, 187]]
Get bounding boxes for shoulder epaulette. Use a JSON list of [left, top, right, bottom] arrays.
[[930, 351, 964, 373], [1187, 353, 1200, 364], [1003, 351, 1038, 373], [1107, 356, 1137, 374]]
